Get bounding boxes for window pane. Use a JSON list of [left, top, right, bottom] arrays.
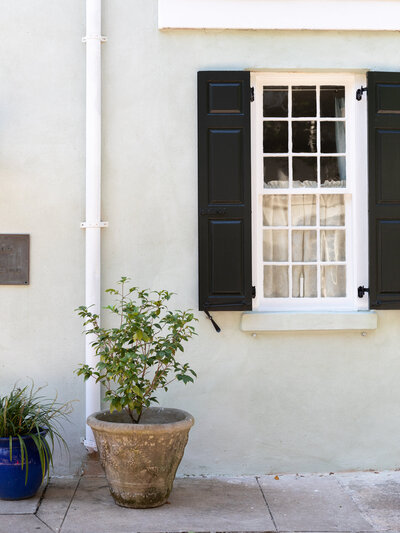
[[292, 86, 316, 117], [293, 157, 317, 187], [291, 195, 316, 226], [320, 195, 345, 226], [264, 121, 288, 153], [263, 195, 288, 226], [292, 230, 317, 262], [320, 86, 345, 118], [264, 157, 288, 188], [264, 266, 289, 297], [321, 122, 346, 153], [321, 156, 346, 187], [263, 230, 288, 261], [263, 86, 288, 117], [292, 265, 317, 297], [321, 230, 346, 261], [321, 265, 346, 297], [292, 121, 317, 153]]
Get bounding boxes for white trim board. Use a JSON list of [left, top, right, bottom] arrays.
[[158, 0, 400, 31]]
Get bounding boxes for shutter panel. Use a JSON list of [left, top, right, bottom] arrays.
[[368, 71, 400, 309], [198, 71, 252, 311]]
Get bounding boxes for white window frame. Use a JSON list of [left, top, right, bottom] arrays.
[[251, 72, 368, 312]]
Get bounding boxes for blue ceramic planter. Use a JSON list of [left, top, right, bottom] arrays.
[[0, 431, 48, 500]]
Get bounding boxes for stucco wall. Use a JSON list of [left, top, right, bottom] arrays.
[[102, 1, 400, 474], [1, 0, 400, 475], [0, 1, 86, 475]]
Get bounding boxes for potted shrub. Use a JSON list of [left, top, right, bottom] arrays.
[[76, 277, 197, 509], [0, 383, 72, 500]]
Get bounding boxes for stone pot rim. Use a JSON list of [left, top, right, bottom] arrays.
[[87, 407, 194, 435]]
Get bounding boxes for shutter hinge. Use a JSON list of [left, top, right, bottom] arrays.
[[356, 86, 367, 101], [250, 87, 255, 102], [252, 286, 256, 298], [358, 286, 370, 298]]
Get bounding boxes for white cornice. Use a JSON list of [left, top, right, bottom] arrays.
[[158, 0, 400, 31]]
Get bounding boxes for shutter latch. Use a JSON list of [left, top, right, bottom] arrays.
[[252, 286, 256, 298], [356, 86, 367, 101], [358, 286, 370, 298], [250, 87, 255, 102], [204, 310, 221, 333]]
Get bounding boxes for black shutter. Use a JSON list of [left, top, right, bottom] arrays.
[[368, 71, 400, 309], [198, 71, 252, 311]]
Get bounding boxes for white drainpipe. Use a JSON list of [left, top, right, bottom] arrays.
[[82, 0, 107, 449]]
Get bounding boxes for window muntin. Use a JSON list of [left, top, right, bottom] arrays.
[[253, 73, 360, 311], [263, 84, 346, 190]]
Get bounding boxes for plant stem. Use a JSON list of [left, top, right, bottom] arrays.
[[126, 406, 139, 424]]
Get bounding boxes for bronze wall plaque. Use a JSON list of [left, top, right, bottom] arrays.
[[0, 234, 29, 285]]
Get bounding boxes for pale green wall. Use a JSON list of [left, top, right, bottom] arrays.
[[0, 1, 86, 474], [102, 1, 400, 474], [1, 0, 400, 475]]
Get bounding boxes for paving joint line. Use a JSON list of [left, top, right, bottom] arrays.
[[35, 512, 56, 533], [58, 475, 82, 533], [0, 512, 39, 516], [256, 475, 278, 532], [333, 474, 376, 532], [35, 479, 50, 515]]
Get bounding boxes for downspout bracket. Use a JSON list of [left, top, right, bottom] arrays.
[[82, 35, 108, 43], [80, 221, 109, 229]]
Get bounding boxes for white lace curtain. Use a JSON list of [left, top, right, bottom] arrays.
[[263, 194, 346, 298]]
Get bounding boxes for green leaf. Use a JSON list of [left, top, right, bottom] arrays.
[[132, 386, 143, 398], [134, 330, 143, 341]]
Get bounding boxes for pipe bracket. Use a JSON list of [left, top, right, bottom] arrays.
[[80, 221, 109, 229], [82, 35, 108, 43]]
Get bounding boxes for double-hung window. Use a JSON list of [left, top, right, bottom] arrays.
[[198, 70, 400, 317], [252, 73, 366, 311]]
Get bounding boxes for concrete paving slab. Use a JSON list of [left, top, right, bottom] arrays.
[[81, 451, 104, 477], [336, 470, 400, 532], [36, 477, 80, 533], [61, 476, 274, 533], [258, 473, 373, 532], [0, 514, 53, 532], [0, 480, 46, 515]]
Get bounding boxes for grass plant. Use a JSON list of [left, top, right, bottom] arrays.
[[0, 383, 73, 482]]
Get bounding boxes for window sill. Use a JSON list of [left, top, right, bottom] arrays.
[[241, 310, 377, 332]]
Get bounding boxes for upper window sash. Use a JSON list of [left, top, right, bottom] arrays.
[[252, 73, 357, 199], [159, 0, 400, 31]]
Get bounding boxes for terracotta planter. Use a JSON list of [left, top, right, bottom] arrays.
[[87, 407, 194, 508]]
